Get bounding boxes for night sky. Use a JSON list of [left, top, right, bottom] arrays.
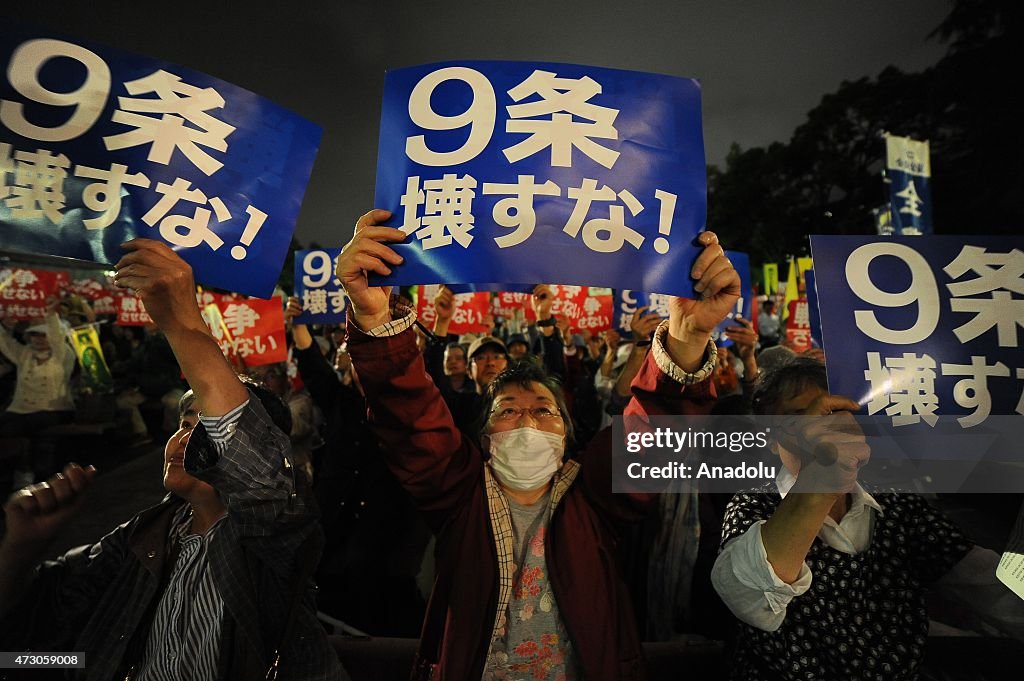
[[4, 0, 951, 246]]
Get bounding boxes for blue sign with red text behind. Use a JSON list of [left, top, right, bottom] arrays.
[[0, 22, 321, 298], [373, 60, 706, 295]]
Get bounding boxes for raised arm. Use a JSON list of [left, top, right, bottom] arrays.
[[113, 239, 248, 417], [337, 210, 481, 521]]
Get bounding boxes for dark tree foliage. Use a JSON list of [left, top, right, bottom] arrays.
[[708, 0, 1023, 266]]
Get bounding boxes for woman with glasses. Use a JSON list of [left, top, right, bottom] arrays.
[[336, 209, 741, 681]]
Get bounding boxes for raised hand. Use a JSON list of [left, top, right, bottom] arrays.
[[285, 296, 303, 323], [113, 239, 206, 337], [2, 463, 97, 551], [434, 286, 454, 322], [777, 395, 869, 497], [629, 305, 662, 339], [666, 231, 741, 371], [336, 210, 406, 330]]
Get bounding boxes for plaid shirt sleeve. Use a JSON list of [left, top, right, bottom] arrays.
[[185, 390, 317, 573], [198, 401, 247, 453], [363, 303, 417, 337]]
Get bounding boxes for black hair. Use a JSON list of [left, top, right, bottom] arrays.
[[472, 360, 575, 450], [178, 374, 293, 435], [751, 356, 828, 415]]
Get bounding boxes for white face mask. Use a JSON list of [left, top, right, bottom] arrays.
[[487, 427, 564, 491]]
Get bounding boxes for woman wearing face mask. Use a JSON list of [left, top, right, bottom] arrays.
[[337, 210, 741, 681]]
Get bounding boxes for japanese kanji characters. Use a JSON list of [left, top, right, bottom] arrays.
[[503, 70, 621, 169], [103, 69, 236, 176], [5, 148, 70, 223], [894, 180, 923, 217], [222, 302, 260, 337], [0, 142, 14, 200], [864, 352, 939, 427], [945, 245, 1024, 347], [400, 174, 477, 249], [302, 289, 329, 316]]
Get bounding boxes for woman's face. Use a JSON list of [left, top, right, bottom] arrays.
[[484, 382, 566, 437]]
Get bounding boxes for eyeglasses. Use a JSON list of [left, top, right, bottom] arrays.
[[472, 352, 507, 365], [489, 405, 562, 422]]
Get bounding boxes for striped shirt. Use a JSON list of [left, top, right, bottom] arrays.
[[135, 402, 246, 681]]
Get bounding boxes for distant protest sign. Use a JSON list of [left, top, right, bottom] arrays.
[[415, 285, 491, 334], [293, 249, 349, 324], [203, 295, 287, 367], [0, 267, 67, 320], [373, 60, 706, 294], [811, 235, 1023, 428], [1, 22, 321, 297]]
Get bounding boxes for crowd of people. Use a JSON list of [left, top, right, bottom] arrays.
[[0, 215, 1020, 680]]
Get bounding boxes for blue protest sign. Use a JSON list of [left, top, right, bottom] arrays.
[[448, 283, 534, 294], [293, 249, 348, 324], [809, 235, 1023, 428], [885, 134, 932, 235], [612, 289, 674, 340], [373, 60, 706, 295], [0, 23, 321, 298], [612, 251, 750, 342], [805, 269, 822, 347]]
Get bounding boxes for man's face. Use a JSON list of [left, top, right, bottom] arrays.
[[714, 347, 738, 395], [470, 347, 508, 391], [163, 406, 216, 499], [485, 381, 566, 437], [508, 342, 529, 361], [444, 346, 467, 377]]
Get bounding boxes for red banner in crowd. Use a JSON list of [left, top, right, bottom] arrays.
[[115, 292, 153, 326], [574, 293, 614, 333], [417, 287, 491, 335], [204, 296, 287, 367], [93, 293, 117, 316], [0, 268, 69, 320], [492, 291, 532, 320], [785, 298, 812, 353], [65, 277, 110, 301]]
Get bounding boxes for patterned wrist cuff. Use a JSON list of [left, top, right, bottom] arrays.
[[366, 303, 417, 337], [651, 320, 716, 385]]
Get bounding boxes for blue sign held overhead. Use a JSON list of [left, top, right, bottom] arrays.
[[293, 249, 348, 324], [810, 235, 1023, 429], [373, 60, 707, 295], [0, 23, 322, 298], [447, 283, 534, 295]]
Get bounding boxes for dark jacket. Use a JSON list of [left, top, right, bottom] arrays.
[[294, 344, 429, 636], [347, 320, 716, 681], [0, 394, 345, 681]]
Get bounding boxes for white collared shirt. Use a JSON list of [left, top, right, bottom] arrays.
[[711, 468, 885, 632], [711, 469, 1024, 639]]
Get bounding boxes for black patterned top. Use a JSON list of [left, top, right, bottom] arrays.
[[720, 485, 973, 680]]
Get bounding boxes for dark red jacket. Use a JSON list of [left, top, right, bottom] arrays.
[[348, 322, 715, 681]]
